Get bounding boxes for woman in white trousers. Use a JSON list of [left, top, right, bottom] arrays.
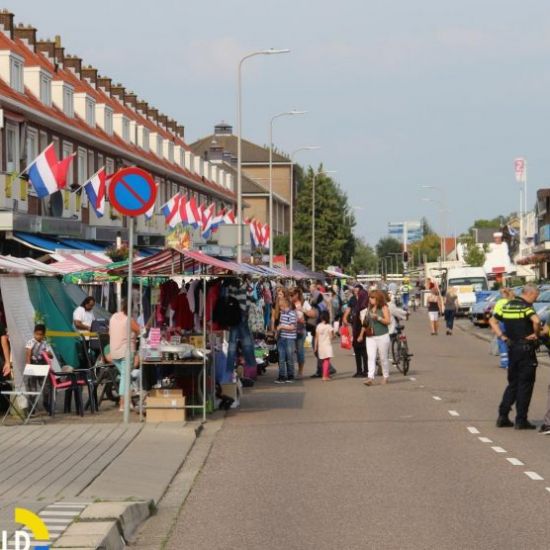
[[358, 290, 392, 386]]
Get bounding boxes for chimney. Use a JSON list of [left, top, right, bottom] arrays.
[[81, 65, 98, 84], [14, 24, 37, 48], [176, 125, 185, 139], [136, 100, 148, 116], [167, 119, 177, 133], [64, 54, 82, 77], [124, 91, 137, 109], [97, 76, 112, 94], [110, 83, 125, 102], [0, 10, 14, 38], [158, 114, 168, 128], [54, 46, 65, 67], [35, 39, 56, 61], [148, 107, 159, 122]]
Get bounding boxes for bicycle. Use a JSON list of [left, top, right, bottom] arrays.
[[391, 324, 413, 375]]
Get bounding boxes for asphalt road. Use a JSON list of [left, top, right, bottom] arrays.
[[166, 311, 550, 550]]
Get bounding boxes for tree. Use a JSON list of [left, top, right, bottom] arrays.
[[352, 238, 378, 275], [409, 233, 441, 263], [293, 165, 356, 270], [421, 216, 436, 236], [273, 234, 289, 257], [461, 236, 486, 267], [375, 237, 402, 273]]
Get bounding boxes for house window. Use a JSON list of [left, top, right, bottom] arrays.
[[85, 98, 95, 126], [87, 150, 95, 177], [77, 147, 88, 185], [39, 130, 48, 151], [52, 136, 60, 158], [63, 86, 74, 117], [168, 142, 174, 163], [122, 117, 130, 142], [39, 73, 51, 106], [26, 128, 39, 165], [6, 123, 19, 173], [62, 142, 74, 188], [105, 157, 114, 175], [10, 57, 23, 93], [105, 109, 113, 135], [98, 153, 104, 170], [157, 135, 162, 156]]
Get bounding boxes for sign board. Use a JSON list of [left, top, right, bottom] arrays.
[[514, 157, 526, 183], [108, 167, 157, 217], [388, 221, 423, 243]]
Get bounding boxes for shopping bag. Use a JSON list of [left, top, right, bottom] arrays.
[[304, 333, 313, 349], [340, 325, 352, 350]]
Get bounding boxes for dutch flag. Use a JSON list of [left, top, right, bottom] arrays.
[[222, 209, 236, 225], [83, 168, 106, 218], [26, 143, 75, 198], [182, 196, 201, 229], [201, 203, 215, 238], [210, 209, 225, 233], [145, 183, 159, 220], [261, 223, 270, 248], [250, 220, 262, 248], [161, 193, 182, 228]]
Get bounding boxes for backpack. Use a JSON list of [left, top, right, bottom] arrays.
[[213, 296, 242, 328]]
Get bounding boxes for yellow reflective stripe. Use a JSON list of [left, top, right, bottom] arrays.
[[46, 330, 97, 338]]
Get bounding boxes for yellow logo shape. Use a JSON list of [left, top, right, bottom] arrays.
[[14, 508, 50, 548]]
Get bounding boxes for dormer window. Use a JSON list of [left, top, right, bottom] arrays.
[[39, 72, 51, 105], [138, 126, 150, 151], [157, 135, 162, 157], [74, 93, 96, 126], [163, 139, 174, 163], [113, 114, 130, 142], [95, 104, 114, 135], [86, 98, 95, 126], [52, 81, 75, 118], [0, 51, 25, 92], [105, 108, 113, 135]]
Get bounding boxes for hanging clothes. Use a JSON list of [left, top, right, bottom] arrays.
[[170, 289, 194, 330]]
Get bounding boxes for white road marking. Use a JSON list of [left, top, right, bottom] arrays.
[[432, 396, 442, 401], [525, 471, 544, 480], [448, 410, 460, 417], [409, 377, 416, 381], [478, 437, 493, 443], [467, 427, 480, 434], [507, 458, 524, 466], [491, 446, 507, 453], [39, 511, 77, 517], [545, 487, 550, 493]]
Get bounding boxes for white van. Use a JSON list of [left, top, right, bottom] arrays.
[[441, 267, 488, 314]]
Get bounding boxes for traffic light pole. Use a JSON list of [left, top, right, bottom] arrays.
[[403, 222, 408, 275]]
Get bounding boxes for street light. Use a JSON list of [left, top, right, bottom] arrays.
[[290, 146, 321, 270], [269, 110, 307, 267], [312, 169, 337, 272], [237, 48, 290, 263]]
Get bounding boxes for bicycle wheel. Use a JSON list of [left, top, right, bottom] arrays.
[[400, 341, 410, 375], [394, 340, 404, 374], [391, 337, 400, 366]]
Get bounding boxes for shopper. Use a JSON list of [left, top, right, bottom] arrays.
[[443, 288, 458, 335], [315, 310, 334, 381], [109, 298, 140, 412], [359, 290, 391, 386], [427, 287, 443, 335], [348, 285, 369, 377], [73, 296, 96, 335], [275, 293, 297, 384], [290, 287, 306, 379]]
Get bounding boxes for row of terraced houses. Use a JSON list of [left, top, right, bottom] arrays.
[[0, 9, 293, 257]]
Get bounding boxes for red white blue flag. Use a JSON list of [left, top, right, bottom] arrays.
[[26, 143, 75, 198], [83, 168, 106, 218], [161, 193, 182, 228]]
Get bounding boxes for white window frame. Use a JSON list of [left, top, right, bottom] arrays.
[[105, 157, 114, 175], [87, 150, 95, 177], [39, 130, 48, 152], [85, 98, 95, 126], [39, 72, 52, 106], [122, 117, 130, 142], [62, 141, 74, 188], [78, 147, 88, 207], [26, 128, 39, 198], [63, 86, 74, 118], [157, 135, 163, 157], [5, 122, 19, 173], [105, 108, 113, 136], [10, 56, 23, 93]]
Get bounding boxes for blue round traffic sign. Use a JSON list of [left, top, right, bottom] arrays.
[[108, 167, 157, 217]]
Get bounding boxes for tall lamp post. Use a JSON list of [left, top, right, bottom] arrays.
[[312, 169, 337, 272], [289, 146, 320, 270], [237, 48, 290, 263], [269, 110, 307, 267]]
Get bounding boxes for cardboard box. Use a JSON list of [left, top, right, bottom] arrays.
[[146, 395, 186, 423], [220, 383, 238, 401], [149, 388, 182, 398]]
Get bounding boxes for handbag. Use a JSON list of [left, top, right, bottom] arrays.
[[362, 312, 375, 338]]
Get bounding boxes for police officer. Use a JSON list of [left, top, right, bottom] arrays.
[[489, 283, 541, 429]]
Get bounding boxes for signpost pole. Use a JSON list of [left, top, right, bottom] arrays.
[[124, 218, 134, 425]]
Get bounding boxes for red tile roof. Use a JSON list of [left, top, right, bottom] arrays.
[[0, 34, 234, 201]]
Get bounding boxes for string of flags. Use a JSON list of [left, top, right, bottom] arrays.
[[18, 143, 270, 247]]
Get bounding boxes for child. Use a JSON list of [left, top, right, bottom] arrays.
[[315, 310, 334, 381], [25, 324, 53, 365], [275, 294, 297, 384]]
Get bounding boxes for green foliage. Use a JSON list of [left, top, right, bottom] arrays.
[[293, 166, 355, 270], [273, 234, 289, 257], [352, 238, 378, 275], [421, 217, 435, 236], [409, 233, 441, 263], [461, 236, 486, 267], [375, 237, 402, 273]]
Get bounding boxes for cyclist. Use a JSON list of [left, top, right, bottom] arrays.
[[400, 277, 411, 311], [387, 292, 408, 364]]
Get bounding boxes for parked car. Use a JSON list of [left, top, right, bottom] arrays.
[[533, 290, 550, 314], [470, 291, 500, 327]]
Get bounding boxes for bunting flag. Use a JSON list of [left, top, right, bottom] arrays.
[[250, 220, 262, 248], [182, 196, 201, 228], [25, 143, 75, 198], [196, 203, 205, 230], [222, 209, 236, 225], [83, 167, 106, 218], [210, 209, 225, 233], [145, 183, 159, 220], [261, 223, 270, 248], [161, 193, 182, 228]]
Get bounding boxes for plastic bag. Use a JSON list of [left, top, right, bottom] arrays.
[[304, 333, 313, 349], [340, 325, 352, 350]]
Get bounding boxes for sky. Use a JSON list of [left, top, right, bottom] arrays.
[[12, 0, 550, 245]]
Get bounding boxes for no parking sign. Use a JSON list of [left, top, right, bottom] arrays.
[[108, 167, 157, 217]]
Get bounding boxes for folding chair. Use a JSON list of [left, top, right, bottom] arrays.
[[1, 364, 50, 425]]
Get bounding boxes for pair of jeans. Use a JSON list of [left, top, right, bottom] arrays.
[[498, 343, 537, 423], [295, 332, 305, 366], [497, 322, 509, 368], [277, 338, 296, 379], [264, 303, 272, 330], [366, 334, 391, 379], [352, 340, 368, 375], [226, 319, 257, 376], [444, 309, 455, 331], [402, 293, 410, 309]]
